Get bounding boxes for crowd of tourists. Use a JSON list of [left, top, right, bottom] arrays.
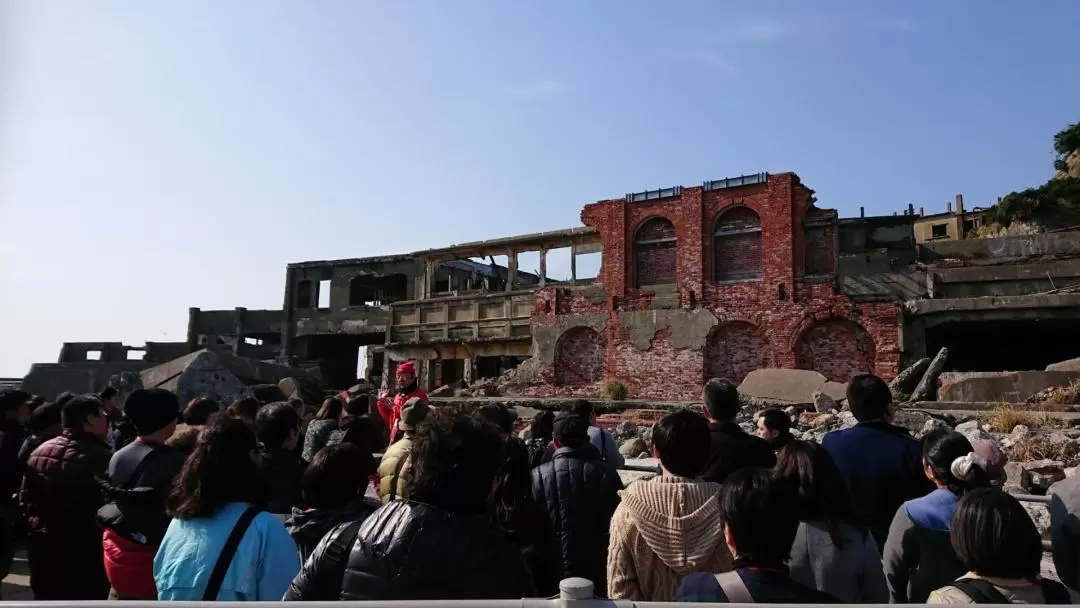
[[2, 363, 1080, 603]]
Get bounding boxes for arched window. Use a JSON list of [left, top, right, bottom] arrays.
[[795, 318, 875, 382], [554, 327, 604, 385], [713, 207, 762, 282], [634, 217, 677, 286]]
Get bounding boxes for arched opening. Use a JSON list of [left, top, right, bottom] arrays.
[[634, 217, 677, 286], [795, 318, 875, 382], [714, 207, 762, 281], [704, 322, 769, 384], [554, 327, 604, 386]]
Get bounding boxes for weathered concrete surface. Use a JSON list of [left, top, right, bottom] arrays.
[[21, 362, 155, 400], [618, 308, 719, 351], [939, 370, 1080, 403], [905, 293, 1080, 316], [890, 358, 930, 395], [920, 230, 1080, 263], [532, 314, 607, 364], [737, 369, 846, 404], [912, 401, 1080, 412], [1047, 356, 1080, 372], [140, 349, 319, 406], [910, 347, 949, 402]]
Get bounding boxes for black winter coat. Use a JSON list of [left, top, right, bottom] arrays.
[[0, 420, 26, 507], [258, 446, 306, 514], [284, 499, 379, 563], [702, 421, 776, 484], [530, 446, 622, 595], [284, 500, 536, 601], [20, 430, 111, 539]]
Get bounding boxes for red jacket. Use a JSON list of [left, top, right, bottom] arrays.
[[103, 528, 158, 599], [377, 387, 428, 443]]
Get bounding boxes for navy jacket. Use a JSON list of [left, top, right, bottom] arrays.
[[822, 421, 933, 551], [531, 446, 622, 595], [678, 562, 839, 603]]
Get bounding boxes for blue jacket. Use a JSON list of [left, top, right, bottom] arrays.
[[154, 502, 300, 601], [822, 421, 933, 551]]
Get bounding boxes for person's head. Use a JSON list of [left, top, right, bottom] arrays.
[[846, 374, 893, 423], [719, 467, 799, 566], [227, 396, 259, 423], [972, 440, 1009, 487], [570, 399, 596, 425], [123, 388, 180, 439], [182, 396, 219, 426], [0, 389, 30, 425], [301, 443, 370, 509], [529, 410, 555, 443], [774, 440, 862, 546], [27, 395, 45, 412], [398, 397, 430, 435], [408, 408, 503, 514], [167, 416, 267, 519], [315, 396, 343, 421], [340, 391, 373, 422], [922, 429, 990, 495], [61, 394, 109, 439], [99, 386, 120, 412], [27, 400, 62, 436], [756, 408, 791, 442], [335, 414, 380, 469], [652, 409, 711, 477], [474, 405, 514, 435], [552, 412, 589, 450], [395, 361, 417, 391], [254, 401, 302, 451], [952, 488, 1042, 581], [489, 436, 541, 531], [702, 378, 740, 422]]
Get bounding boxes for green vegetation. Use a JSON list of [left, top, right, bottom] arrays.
[[986, 121, 1080, 230]]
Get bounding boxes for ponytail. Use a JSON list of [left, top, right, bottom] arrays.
[[922, 430, 991, 496]]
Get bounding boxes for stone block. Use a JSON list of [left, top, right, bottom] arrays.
[[938, 370, 1080, 403], [738, 369, 846, 405]]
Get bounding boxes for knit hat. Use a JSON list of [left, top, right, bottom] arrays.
[[396, 361, 416, 376], [123, 389, 180, 436], [553, 411, 589, 446], [972, 440, 1008, 485], [398, 397, 430, 432]]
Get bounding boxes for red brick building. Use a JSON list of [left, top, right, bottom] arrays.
[[528, 172, 901, 401]]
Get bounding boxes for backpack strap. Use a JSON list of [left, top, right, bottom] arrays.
[[951, 578, 1012, 604], [388, 453, 409, 501], [1041, 579, 1072, 604], [324, 520, 364, 598], [122, 444, 166, 490], [713, 571, 753, 604], [202, 507, 260, 601]]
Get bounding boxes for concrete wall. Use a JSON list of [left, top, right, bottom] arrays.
[[920, 229, 1080, 263], [21, 362, 155, 400]]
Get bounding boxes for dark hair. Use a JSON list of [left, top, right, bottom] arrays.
[[27, 395, 45, 411], [552, 413, 589, 449], [951, 488, 1041, 580], [408, 408, 503, 513], [254, 402, 301, 448], [760, 408, 791, 434], [774, 441, 864, 547], [28, 400, 62, 434], [703, 378, 740, 421], [570, 399, 594, 419], [167, 416, 268, 518], [316, 396, 343, 421], [61, 395, 104, 430], [340, 393, 372, 425], [922, 430, 990, 496], [54, 392, 76, 408], [333, 414, 378, 476], [227, 397, 259, 422], [846, 375, 892, 422], [474, 405, 514, 435], [182, 397, 220, 426], [653, 409, 711, 477], [490, 437, 545, 534], [99, 386, 119, 402], [301, 443, 369, 509], [529, 410, 555, 443], [0, 390, 29, 414], [719, 467, 799, 565]]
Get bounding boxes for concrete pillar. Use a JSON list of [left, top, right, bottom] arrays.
[[463, 357, 475, 384], [280, 268, 296, 363], [538, 248, 547, 287], [186, 307, 202, 353], [570, 244, 578, 282], [232, 307, 247, 356], [506, 251, 518, 291], [423, 260, 437, 299]]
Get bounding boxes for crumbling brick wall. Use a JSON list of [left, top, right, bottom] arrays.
[[554, 326, 604, 386], [704, 321, 770, 384], [795, 318, 876, 382], [633, 217, 678, 286]]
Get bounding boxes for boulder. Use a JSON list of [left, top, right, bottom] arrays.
[[810, 413, 836, 429], [140, 349, 318, 407], [1047, 356, 1080, 372], [613, 421, 638, 444], [619, 437, 648, 457], [918, 417, 952, 438], [813, 392, 838, 413], [1012, 425, 1031, 441], [1023, 502, 1052, 539], [738, 369, 846, 404], [910, 347, 949, 402], [277, 376, 324, 405], [1023, 459, 1067, 482], [955, 419, 993, 444]]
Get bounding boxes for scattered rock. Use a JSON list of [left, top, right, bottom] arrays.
[[636, 451, 650, 459], [783, 406, 797, 417], [810, 413, 836, 429], [1023, 501, 1052, 539], [910, 347, 949, 402], [1012, 425, 1031, 441], [1023, 459, 1067, 482], [1047, 432, 1073, 446], [619, 437, 648, 457], [613, 421, 638, 444], [955, 419, 993, 444], [1067, 467, 1078, 479], [813, 392, 838, 413], [919, 418, 952, 438], [837, 410, 858, 429]]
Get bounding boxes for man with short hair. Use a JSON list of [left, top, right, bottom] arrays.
[[532, 412, 622, 595], [101, 388, 187, 600], [21, 394, 113, 599], [700, 378, 775, 483], [376, 361, 429, 444], [676, 468, 839, 603], [99, 386, 136, 450], [607, 409, 732, 601], [0, 390, 30, 596], [755, 408, 795, 453], [822, 374, 932, 551], [255, 401, 306, 514]]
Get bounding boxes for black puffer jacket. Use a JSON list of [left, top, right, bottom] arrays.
[[20, 430, 111, 538], [530, 445, 622, 595], [284, 500, 536, 601], [284, 499, 379, 563]]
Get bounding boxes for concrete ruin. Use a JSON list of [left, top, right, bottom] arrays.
[[20, 170, 1080, 402]]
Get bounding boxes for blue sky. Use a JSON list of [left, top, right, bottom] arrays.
[[1, 1, 1078, 377]]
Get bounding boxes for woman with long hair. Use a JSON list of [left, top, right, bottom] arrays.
[[775, 440, 887, 602], [153, 416, 299, 600], [882, 429, 991, 603], [301, 396, 342, 463]]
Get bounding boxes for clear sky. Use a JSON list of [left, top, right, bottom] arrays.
[[1, 1, 1078, 377]]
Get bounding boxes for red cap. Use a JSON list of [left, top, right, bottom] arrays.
[[396, 361, 416, 376]]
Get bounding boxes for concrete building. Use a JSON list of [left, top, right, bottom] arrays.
[[911, 194, 992, 243]]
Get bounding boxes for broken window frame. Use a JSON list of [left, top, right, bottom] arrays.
[[633, 217, 678, 287], [713, 206, 763, 282]]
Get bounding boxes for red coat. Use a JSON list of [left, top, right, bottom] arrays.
[[103, 528, 158, 600], [377, 387, 428, 443]]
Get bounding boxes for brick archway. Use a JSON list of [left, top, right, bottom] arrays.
[[704, 321, 769, 384], [554, 326, 605, 385], [795, 318, 875, 382]]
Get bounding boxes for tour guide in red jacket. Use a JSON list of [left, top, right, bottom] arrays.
[[377, 362, 428, 443]]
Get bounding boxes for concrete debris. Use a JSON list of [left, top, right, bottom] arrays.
[[954, 419, 993, 444], [940, 370, 1080, 403], [919, 417, 952, 438], [619, 437, 648, 457], [809, 413, 836, 428], [1047, 356, 1080, 372], [278, 376, 324, 405], [837, 410, 858, 429], [613, 421, 639, 445], [909, 347, 949, 403], [783, 406, 798, 417], [1023, 501, 1052, 539], [813, 391, 839, 413], [738, 369, 846, 405], [429, 384, 456, 398], [890, 357, 930, 401], [1012, 424, 1031, 441], [250, 384, 288, 404]]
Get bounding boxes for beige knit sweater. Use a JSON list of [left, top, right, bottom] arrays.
[[606, 475, 732, 601]]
